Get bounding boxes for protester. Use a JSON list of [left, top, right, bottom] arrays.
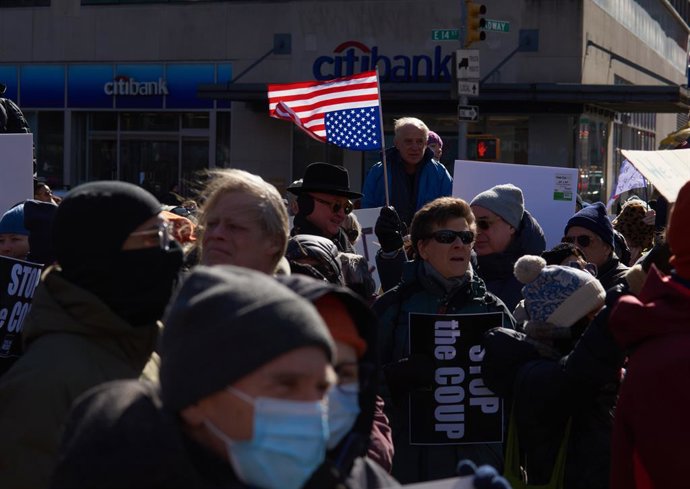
[[34, 181, 61, 205], [51, 265, 335, 489], [470, 183, 546, 311], [483, 255, 621, 489], [373, 197, 514, 483], [0, 181, 184, 489], [427, 130, 443, 162], [612, 197, 655, 266], [0, 203, 30, 260], [22, 199, 58, 265], [288, 162, 362, 253], [361, 117, 452, 226], [0, 82, 30, 134], [608, 180, 690, 489], [276, 274, 399, 487], [197, 169, 289, 275], [563, 201, 628, 290]]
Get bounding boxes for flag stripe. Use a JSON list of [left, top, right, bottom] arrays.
[[267, 70, 382, 151]]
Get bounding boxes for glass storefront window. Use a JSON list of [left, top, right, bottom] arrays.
[[576, 115, 609, 204], [216, 112, 231, 168], [182, 112, 209, 129], [30, 111, 65, 189], [120, 112, 178, 131]]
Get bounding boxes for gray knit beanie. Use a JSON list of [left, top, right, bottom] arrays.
[[470, 183, 525, 229], [159, 265, 335, 411]]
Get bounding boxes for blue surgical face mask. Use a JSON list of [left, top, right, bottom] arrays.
[[327, 382, 361, 449], [204, 386, 328, 489]]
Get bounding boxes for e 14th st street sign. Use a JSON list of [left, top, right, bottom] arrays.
[[432, 29, 459, 41]]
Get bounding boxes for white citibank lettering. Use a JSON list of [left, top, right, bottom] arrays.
[[104, 77, 169, 96]]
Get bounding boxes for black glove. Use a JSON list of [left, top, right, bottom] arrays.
[[375, 206, 405, 253], [383, 353, 435, 395]]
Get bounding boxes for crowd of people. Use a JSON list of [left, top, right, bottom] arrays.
[[0, 115, 687, 489]]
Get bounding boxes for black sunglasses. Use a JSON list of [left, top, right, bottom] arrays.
[[312, 195, 354, 215], [426, 229, 475, 245], [562, 235, 597, 248]]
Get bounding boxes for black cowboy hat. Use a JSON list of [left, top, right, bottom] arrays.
[[287, 162, 362, 199]]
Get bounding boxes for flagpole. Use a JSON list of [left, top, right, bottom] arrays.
[[374, 67, 390, 207]]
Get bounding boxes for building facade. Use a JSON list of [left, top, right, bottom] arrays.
[[1, 0, 688, 202]]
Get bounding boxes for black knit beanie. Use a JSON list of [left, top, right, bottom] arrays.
[[53, 181, 161, 271], [159, 265, 335, 411]]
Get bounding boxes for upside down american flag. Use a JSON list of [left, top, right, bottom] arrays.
[[268, 70, 383, 151]]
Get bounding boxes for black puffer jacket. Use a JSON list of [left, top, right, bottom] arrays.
[[51, 380, 247, 489], [292, 214, 355, 253], [475, 210, 546, 311], [482, 307, 623, 489]]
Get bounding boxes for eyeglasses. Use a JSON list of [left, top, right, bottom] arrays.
[[476, 218, 500, 231], [312, 195, 354, 215], [562, 234, 597, 248], [129, 220, 173, 251], [425, 229, 474, 245]]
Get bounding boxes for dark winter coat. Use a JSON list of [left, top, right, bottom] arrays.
[[0, 267, 158, 489], [482, 306, 623, 489], [475, 210, 546, 311], [609, 267, 690, 489], [361, 147, 453, 226], [292, 213, 355, 253], [596, 254, 629, 291], [373, 260, 515, 483], [50, 380, 248, 489]]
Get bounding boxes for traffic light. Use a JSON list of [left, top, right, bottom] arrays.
[[465, 0, 487, 47], [468, 135, 500, 161]]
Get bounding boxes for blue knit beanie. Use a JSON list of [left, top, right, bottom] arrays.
[[564, 201, 614, 248], [0, 204, 28, 236], [470, 183, 525, 229]]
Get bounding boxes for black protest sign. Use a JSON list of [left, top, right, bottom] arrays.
[[0, 256, 43, 361], [408, 312, 504, 446]]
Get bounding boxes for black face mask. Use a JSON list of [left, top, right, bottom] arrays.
[[62, 241, 184, 327], [107, 242, 184, 326]]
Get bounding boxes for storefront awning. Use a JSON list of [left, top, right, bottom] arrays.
[[198, 82, 690, 114]]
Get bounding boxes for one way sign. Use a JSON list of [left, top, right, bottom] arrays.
[[458, 104, 479, 121], [458, 81, 479, 96]]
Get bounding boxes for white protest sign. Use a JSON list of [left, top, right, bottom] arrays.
[[621, 149, 690, 203], [0, 133, 33, 215], [453, 160, 579, 249], [402, 475, 474, 489], [352, 207, 382, 292]]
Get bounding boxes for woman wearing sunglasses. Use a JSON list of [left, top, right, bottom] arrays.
[[372, 197, 515, 484]]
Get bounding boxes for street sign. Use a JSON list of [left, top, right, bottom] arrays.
[[455, 49, 480, 80], [458, 81, 479, 96], [458, 105, 479, 121], [483, 19, 510, 32], [432, 29, 459, 41]]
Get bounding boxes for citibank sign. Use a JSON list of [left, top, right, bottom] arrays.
[[312, 41, 453, 82], [104, 75, 169, 96]]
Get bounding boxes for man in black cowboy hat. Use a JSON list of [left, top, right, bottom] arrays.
[[288, 162, 362, 253]]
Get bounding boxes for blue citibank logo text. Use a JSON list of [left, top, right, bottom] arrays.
[[312, 41, 454, 82]]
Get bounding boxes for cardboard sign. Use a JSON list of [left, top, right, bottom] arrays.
[[621, 149, 690, 203], [408, 312, 504, 446], [0, 133, 33, 215], [0, 256, 43, 362], [352, 206, 383, 292], [452, 160, 579, 249]]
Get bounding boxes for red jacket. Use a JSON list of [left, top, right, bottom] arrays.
[[609, 266, 690, 489]]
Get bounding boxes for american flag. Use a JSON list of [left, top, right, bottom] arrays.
[[268, 70, 382, 151]]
